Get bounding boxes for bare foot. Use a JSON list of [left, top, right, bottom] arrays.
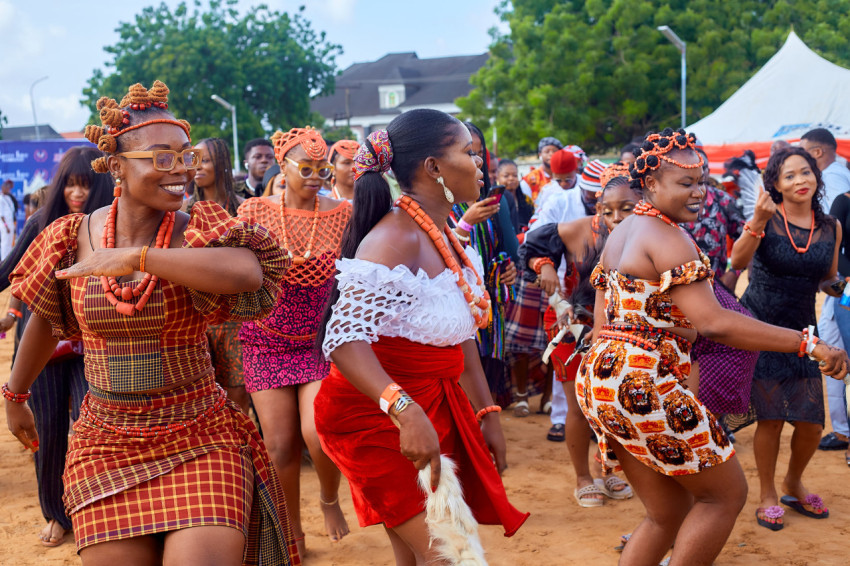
[[294, 533, 306, 561], [39, 519, 69, 547], [320, 497, 350, 542]]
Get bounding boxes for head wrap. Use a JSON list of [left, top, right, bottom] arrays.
[[564, 144, 588, 169], [328, 139, 361, 163], [600, 161, 632, 190], [538, 136, 564, 154], [83, 80, 191, 173], [353, 130, 393, 181], [579, 159, 607, 193], [550, 149, 578, 175], [272, 126, 327, 165]]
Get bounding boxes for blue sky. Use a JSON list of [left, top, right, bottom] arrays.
[[0, 0, 506, 132]]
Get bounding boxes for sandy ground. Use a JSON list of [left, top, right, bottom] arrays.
[[1, 290, 849, 565]]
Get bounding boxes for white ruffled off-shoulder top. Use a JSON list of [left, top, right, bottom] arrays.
[[322, 246, 487, 358]]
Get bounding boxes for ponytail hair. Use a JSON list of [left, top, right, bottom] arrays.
[[316, 109, 462, 350]]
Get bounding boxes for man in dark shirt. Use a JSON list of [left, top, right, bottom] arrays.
[[234, 138, 275, 198]]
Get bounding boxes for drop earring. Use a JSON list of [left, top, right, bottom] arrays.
[[436, 176, 454, 204], [113, 176, 122, 198]]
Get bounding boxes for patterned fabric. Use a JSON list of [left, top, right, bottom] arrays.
[[9, 202, 298, 563], [521, 166, 551, 202], [578, 329, 735, 475], [590, 261, 712, 331], [543, 307, 580, 383], [353, 130, 392, 180], [206, 320, 245, 388], [681, 185, 746, 274], [237, 198, 350, 391], [504, 278, 547, 354], [730, 214, 835, 431], [692, 282, 759, 415]]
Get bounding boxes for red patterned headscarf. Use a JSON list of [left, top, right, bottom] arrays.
[[271, 126, 327, 165], [353, 130, 393, 181], [328, 139, 361, 163]]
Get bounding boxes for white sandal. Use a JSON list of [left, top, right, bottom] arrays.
[[513, 392, 530, 417], [574, 483, 605, 507], [595, 476, 634, 500]]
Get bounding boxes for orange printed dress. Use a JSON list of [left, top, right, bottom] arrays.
[[576, 257, 735, 476], [9, 202, 300, 564], [237, 197, 351, 392]]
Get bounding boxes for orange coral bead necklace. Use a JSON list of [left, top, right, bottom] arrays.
[[279, 187, 320, 266], [395, 195, 491, 328], [779, 202, 815, 254], [100, 197, 175, 316]]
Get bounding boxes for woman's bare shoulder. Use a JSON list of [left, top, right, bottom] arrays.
[[355, 209, 421, 271]]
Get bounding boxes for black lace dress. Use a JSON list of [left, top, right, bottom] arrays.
[[729, 214, 835, 431]]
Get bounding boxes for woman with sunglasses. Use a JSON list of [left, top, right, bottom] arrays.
[[4, 81, 299, 565], [237, 127, 352, 559]]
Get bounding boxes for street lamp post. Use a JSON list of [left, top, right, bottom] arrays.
[[211, 94, 239, 173], [29, 76, 48, 141], [657, 26, 686, 129]]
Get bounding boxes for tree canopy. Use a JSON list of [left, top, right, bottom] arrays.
[[82, 0, 341, 154], [459, 0, 850, 155]]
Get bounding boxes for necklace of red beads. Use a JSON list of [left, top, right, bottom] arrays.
[[395, 195, 491, 328], [100, 197, 175, 316], [279, 187, 320, 266]]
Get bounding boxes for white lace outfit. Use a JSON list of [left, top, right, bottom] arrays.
[[322, 247, 486, 358]]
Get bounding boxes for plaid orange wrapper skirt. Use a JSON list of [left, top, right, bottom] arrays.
[[63, 374, 300, 565]]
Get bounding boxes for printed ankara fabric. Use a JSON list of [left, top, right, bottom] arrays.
[[237, 198, 351, 391], [579, 260, 734, 475], [9, 203, 299, 564], [314, 336, 529, 535]]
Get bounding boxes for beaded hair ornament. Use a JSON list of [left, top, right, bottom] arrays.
[[84, 80, 191, 174], [629, 128, 704, 191], [598, 161, 633, 197], [272, 126, 327, 165], [328, 139, 361, 162], [353, 130, 393, 181]]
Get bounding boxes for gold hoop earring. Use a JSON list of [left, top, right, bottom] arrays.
[[436, 176, 454, 204]]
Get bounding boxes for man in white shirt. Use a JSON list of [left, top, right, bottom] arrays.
[[0, 180, 16, 260], [799, 128, 850, 211]]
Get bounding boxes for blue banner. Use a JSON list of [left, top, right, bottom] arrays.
[[0, 139, 95, 233]]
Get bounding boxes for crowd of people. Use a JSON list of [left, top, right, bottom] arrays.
[[2, 78, 850, 566]]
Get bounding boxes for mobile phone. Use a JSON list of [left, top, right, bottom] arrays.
[[830, 278, 847, 296], [486, 184, 506, 202]]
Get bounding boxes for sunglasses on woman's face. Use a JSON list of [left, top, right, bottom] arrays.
[[285, 157, 334, 180], [118, 149, 203, 171]]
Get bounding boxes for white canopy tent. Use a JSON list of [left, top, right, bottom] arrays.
[[689, 31, 850, 145]]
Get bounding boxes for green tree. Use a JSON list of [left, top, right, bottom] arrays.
[[460, 0, 850, 155], [82, 0, 341, 152], [0, 108, 7, 140]]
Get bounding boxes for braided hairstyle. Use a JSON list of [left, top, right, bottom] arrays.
[[763, 146, 829, 228], [187, 138, 240, 216], [84, 80, 191, 173], [628, 128, 703, 193]]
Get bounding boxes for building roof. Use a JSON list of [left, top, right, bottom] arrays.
[[1, 124, 62, 141], [311, 52, 488, 122]]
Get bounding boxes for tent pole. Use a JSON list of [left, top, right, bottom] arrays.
[[681, 45, 687, 129]]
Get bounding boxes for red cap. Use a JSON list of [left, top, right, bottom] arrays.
[[550, 149, 578, 175]]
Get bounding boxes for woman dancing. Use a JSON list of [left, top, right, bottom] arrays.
[[580, 129, 847, 566], [0, 146, 113, 547], [3, 81, 299, 565], [730, 147, 843, 530], [315, 109, 528, 565], [237, 127, 352, 557], [184, 137, 249, 413], [524, 162, 637, 507]]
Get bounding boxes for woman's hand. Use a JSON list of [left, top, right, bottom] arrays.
[[481, 412, 507, 474], [55, 248, 140, 280], [499, 260, 517, 287], [555, 303, 576, 327], [460, 197, 500, 227], [750, 185, 777, 231], [0, 313, 16, 333], [396, 404, 442, 491], [6, 401, 38, 452], [812, 342, 850, 379], [535, 263, 560, 297]]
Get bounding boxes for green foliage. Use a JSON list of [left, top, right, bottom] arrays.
[[322, 125, 356, 145], [460, 0, 850, 155], [82, 0, 341, 150], [0, 108, 6, 140]]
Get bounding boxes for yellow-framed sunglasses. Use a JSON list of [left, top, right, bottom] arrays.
[[284, 157, 334, 180], [117, 149, 203, 171]]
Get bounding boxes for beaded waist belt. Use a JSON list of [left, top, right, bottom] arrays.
[[598, 323, 691, 352]]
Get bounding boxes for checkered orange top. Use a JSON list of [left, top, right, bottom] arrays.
[[10, 201, 288, 394]]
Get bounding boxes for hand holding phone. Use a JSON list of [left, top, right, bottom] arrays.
[[486, 184, 506, 203]]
